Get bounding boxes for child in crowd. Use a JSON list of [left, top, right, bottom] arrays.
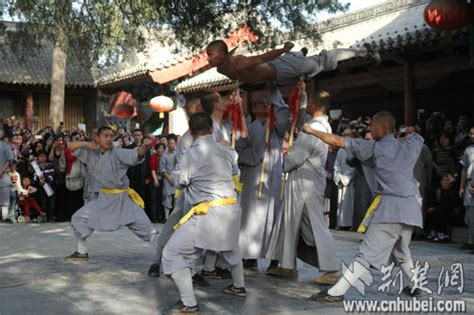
[[7, 161, 22, 222], [19, 176, 46, 223], [31, 150, 56, 220], [427, 174, 463, 242]]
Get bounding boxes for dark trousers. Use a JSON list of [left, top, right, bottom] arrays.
[[147, 181, 164, 223]]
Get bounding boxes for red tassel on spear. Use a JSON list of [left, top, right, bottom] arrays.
[[223, 80, 244, 148], [258, 105, 276, 199]]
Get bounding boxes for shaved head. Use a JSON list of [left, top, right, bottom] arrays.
[[207, 40, 229, 54], [373, 111, 396, 133], [185, 98, 201, 116]]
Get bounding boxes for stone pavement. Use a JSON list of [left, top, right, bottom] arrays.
[[1, 223, 474, 314]]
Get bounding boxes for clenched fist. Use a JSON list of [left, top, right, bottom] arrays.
[[283, 42, 294, 53]]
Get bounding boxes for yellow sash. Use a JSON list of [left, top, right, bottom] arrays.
[[100, 187, 145, 208], [232, 175, 244, 194], [173, 198, 237, 231], [357, 194, 382, 234]]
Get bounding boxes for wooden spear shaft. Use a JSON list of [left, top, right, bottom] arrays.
[[258, 125, 271, 200]]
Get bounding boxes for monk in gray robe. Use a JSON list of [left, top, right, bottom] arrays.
[[236, 87, 293, 266], [333, 131, 356, 229], [160, 134, 177, 219], [407, 126, 433, 238], [147, 99, 207, 282], [0, 142, 14, 222], [162, 113, 245, 314], [266, 89, 340, 285], [66, 126, 158, 260], [199, 91, 247, 280], [303, 111, 424, 303]]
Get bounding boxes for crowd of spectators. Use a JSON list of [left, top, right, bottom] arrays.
[[0, 116, 178, 224]]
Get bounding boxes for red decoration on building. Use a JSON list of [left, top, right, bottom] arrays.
[[114, 104, 134, 119], [110, 91, 137, 119], [423, 0, 474, 31]]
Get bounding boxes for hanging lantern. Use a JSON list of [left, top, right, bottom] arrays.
[[423, 0, 474, 31], [113, 103, 134, 119], [150, 95, 174, 119]]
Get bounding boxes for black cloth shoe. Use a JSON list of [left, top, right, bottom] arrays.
[[167, 301, 200, 314], [243, 259, 257, 269], [192, 274, 209, 287], [223, 284, 246, 297], [402, 286, 421, 297], [363, 43, 381, 66], [65, 251, 89, 261], [148, 263, 160, 278], [310, 289, 344, 304], [201, 267, 231, 280]]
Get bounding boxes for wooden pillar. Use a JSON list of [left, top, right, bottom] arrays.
[[404, 61, 416, 126], [26, 93, 34, 130]]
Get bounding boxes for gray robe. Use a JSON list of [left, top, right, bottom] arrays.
[[175, 135, 241, 251], [175, 130, 193, 163], [345, 133, 424, 269], [266, 50, 337, 86], [333, 148, 356, 228], [236, 89, 291, 259], [462, 145, 474, 206], [266, 115, 338, 271], [72, 146, 149, 232], [348, 160, 374, 231], [0, 142, 14, 207], [212, 118, 232, 143], [344, 134, 424, 228], [413, 144, 433, 234], [160, 149, 177, 208]]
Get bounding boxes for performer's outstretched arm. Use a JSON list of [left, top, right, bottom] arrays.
[[302, 124, 345, 148], [236, 42, 294, 70]]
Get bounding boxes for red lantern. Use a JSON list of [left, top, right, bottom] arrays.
[[423, 0, 474, 31], [150, 95, 174, 118], [113, 103, 134, 119]]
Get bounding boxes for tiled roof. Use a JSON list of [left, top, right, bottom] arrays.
[[173, 68, 233, 93], [95, 46, 195, 87], [0, 39, 94, 88], [175, 0, 468, 93]]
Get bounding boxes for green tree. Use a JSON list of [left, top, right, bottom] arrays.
[[3, 0, 347, 127]]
